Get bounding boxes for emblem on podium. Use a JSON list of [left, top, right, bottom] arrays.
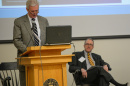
[[43, 78, 59, 86]]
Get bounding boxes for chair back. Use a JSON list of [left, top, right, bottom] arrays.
[[0, 62, 19, 86]]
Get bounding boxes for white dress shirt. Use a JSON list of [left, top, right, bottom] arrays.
[[27, 14, 41, 46], [84, 50, 95, 70]]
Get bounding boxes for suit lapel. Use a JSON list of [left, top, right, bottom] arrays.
[[38, 16, 43, 31], [37, 16, 44, 44], [38, 16, 43, 37], [23, 15, 33, 39], [81, 51, 87, 69], [92, 53, 97, 65]]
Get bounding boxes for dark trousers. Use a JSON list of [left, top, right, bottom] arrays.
[[19, 70, 26, 86], [81, 67, 112, 86], [19, 65, 26, 86]]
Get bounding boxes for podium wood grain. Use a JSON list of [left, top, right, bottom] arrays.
[[16, 45, 74, 86]]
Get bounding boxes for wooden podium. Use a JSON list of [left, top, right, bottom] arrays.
[[17, 45, 73, 86]]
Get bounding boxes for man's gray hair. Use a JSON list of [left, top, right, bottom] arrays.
[[84, 38, 94, 45], [26, 0, 39, 9]]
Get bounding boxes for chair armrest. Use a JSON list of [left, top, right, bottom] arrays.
[[4, 77, 11, 81], [106, 63, 112, 71]]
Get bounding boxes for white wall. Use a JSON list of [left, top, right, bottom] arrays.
[[1, 14, 130, 40], [0, 38, 130, 86]]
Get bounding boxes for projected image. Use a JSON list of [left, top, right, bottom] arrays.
[[2, 0, 26, 6], [2, 0, 121, 6], [0, 0, 130, 18], [40, 0, 121, 5]]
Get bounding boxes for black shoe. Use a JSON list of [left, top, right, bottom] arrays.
[[125, 83, 128, 86], [122, 83, 128, 86], [116, 83, 128, 86]]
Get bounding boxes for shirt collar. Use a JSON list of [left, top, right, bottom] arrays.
[[27, 14, 38, 22], [84, 50, 92, 55]]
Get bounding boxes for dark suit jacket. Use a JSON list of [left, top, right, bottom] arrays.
[[13, 14, 49, 56], [68, 51, 111, 85]]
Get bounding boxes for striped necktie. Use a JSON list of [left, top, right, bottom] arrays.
[[87, 53, 95, 66], [32, 18, 39, 46]]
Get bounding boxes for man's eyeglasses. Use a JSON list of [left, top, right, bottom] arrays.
[[28, 9, 39, 14], [85, 43, 93, 46]]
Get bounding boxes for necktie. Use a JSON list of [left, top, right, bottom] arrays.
[[32, 18, 39, 46], [87, 53, 95, 66]]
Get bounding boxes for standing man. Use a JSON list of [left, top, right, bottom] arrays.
[[69, 38, 128, 86], [13, 0, 49, 86]]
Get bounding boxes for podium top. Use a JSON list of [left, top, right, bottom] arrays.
[[20, 45, 71, 56]]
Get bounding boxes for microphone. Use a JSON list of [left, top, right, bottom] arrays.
[[32, 18, 35, 22], [31, 18, 35, 24]]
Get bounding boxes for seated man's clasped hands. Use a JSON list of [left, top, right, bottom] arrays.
[[69, 38, 128, 86]]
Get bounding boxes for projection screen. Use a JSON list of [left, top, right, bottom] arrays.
[[0, 0, 130, 41]]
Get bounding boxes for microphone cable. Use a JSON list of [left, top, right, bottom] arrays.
[[39, 45, 44, 84], [71, 43, 76, 53], [31, 18, 44, 85], [70, 42, 76, 86], [71, 78, 75, 86]]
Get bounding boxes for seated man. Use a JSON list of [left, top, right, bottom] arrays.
[[68, 38, 128, 86]]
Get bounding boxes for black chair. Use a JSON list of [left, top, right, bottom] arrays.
[[0, 62, 19, 86], [71, 63, 112, 86], [72, 71, 98, 86]]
